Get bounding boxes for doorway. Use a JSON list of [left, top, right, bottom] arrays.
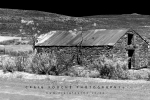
[[128, 49, 134, 69]]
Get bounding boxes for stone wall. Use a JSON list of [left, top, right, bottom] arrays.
[[35, 46, 113, 67], [113, 34, 148, 68], [35, 32, 148, 69], [112, 32, 149, 69], [134, 34, 148, 68], [112, 34, 128, 60]]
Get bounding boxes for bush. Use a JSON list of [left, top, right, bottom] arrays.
[[147, 73, 150, 81], [68, 65, 85, 77], [92, 55, 129, 79], [0, 49, 130, 80], [1, 56, 16, 73], [29, 52, 58, 75], [2, 62, 15, 73], [112, 64, 129, 80], [128, 69, 150, 80], [99, 64, 114, 79], [14, 56, 28, 72], [2, 56, 28, 73]]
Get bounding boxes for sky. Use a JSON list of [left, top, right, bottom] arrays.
[[0, 1, 149, 17]]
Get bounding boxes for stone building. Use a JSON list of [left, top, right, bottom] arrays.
[[34, 28, 149, 69]]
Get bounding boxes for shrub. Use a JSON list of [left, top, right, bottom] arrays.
[[1, 56, 28, 73], [99, 64, 114, 79], [92, 55, 129, 79], [14, 56, 28, 72], [147, 73, 150, 81], [3, 64, 14, 73], [55, 50, 76, 75], [1, 56, 16, 73], [112, 64, 129, 80], [29, 52, 58, 75], [128, 69, 150, 80], [68, 65, 85, 77]]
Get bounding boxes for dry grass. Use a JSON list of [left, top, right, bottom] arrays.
[[0, 45, 33, 55], [0, 51, 150, 81], [0, 51, 58, 75], [0, 53, 130, 79]]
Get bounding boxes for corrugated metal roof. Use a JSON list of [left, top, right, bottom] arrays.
[[35, 29, 130, 46]]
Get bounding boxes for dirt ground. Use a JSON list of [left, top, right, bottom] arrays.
[[0, 71, 150, 100]]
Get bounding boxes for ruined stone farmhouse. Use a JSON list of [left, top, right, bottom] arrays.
[[34, 28, 149, 69]]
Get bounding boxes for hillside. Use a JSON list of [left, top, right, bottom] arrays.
[[0, 8, 89, 37], [0, 8, 150, 41]]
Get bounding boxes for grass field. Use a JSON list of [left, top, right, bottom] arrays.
[[0, 73, 150, 100], [0, 36, 21, 42], [0, 45, 33, 52]]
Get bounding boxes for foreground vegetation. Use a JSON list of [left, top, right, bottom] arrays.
[[0, 51, 150, 80]]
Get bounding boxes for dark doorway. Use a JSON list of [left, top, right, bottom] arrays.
[[128, 34, 133, 45], [128, 49, 134, 69]]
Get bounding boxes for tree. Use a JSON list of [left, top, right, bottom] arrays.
[[32, 35, 38, 51], [76, 32, 83, 65]]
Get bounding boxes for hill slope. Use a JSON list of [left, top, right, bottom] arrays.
[[0, 8, 150, 41]]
